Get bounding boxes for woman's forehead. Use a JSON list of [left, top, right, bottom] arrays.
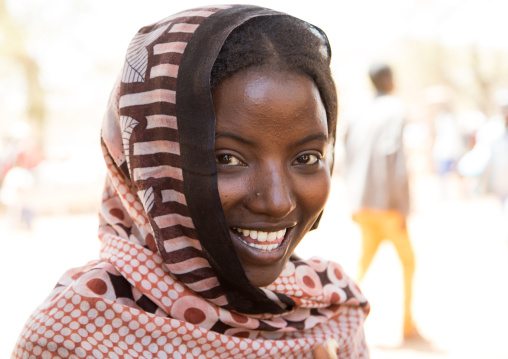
[[213, 68, 328, 140]]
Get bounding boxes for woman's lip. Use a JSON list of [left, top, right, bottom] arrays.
[[229, 227, 293, 265], [231, 223, 296, 232]]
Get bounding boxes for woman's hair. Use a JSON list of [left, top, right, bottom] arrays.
[[210, 15, 338, 136]]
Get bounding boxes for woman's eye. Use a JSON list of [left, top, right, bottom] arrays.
[[292, 153, 320, 165], [216, 154, 245, 166]]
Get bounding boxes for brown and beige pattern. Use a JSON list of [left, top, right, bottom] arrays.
[[12, 5, 370, 358]]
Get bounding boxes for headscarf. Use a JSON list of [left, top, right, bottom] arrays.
[[13, 5, 369, 358]]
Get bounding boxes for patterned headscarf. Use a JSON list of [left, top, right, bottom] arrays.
[[13, 5, 369, 358]]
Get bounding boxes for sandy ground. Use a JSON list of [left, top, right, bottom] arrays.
[[1, 175, 508, 358]]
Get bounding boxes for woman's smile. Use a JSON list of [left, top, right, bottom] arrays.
[[233, 227, 287, 248], [229, 226, 292, 264], [12, 7, 372, 357], [213, 68, 331, 287]]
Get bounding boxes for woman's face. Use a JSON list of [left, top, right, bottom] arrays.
[[212, 68, 331, 287]]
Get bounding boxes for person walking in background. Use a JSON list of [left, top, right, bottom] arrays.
[[344, 63, 421, 342]]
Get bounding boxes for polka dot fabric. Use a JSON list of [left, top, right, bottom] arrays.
[[13, 258, 368, 358], [12, 5, 370, 358], [13, 233, 369, 358]]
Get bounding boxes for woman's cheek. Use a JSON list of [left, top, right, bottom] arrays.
[[217, 172, 248, 212], [217, 176, 234, 211], [306, 169, 331, 214]]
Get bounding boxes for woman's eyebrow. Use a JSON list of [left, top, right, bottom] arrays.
[[294, 133, 328, 147], [215, 131, 254, 145]]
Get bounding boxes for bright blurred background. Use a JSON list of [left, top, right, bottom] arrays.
[[1, 0, 508, 358]]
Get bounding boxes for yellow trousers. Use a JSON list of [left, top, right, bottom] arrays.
[[353, 209, 416, 337]]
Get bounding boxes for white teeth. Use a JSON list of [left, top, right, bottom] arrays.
[[233, 227, 287, 243], [243, 241, 281, 251]]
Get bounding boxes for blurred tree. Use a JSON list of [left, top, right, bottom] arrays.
[[390, 0, 508, 120], [0, 0, 45, 144], [470, 46, 507, 115], [417, 0, 508, 116], [424, 42, 508, 116]]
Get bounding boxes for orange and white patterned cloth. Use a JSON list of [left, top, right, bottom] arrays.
[[12, 5, 369, 359]]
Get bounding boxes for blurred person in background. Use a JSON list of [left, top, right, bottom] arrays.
[[0, 122, 39, 180], [426, 86, 467, 199], [457, 91, 507, 195], [475, 90, 508, 146], [481, 93, 508, 235], [457, 90, 508, 223], [0, 121, 42, 229], [344, 63, 422, 343]]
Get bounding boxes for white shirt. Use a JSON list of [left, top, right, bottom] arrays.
[[344, 94, 410, 216]]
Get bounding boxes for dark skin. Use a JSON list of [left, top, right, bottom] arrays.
[[212, 67, 337, 359], [212, 68, 331, 288], [213, 68, 336, 358]]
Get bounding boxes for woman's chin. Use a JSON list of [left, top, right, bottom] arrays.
[[244, 269, 281, 288], [229, 228, 293, 287]]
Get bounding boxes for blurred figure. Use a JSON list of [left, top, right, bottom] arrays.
[[0, 166, 36, 230], [0, 122, 42, 181], [426, 86, 467, 198], [457, 96, 505, 193], [482, 94, 508, 234], [344, 63, 421, 342], [0, 122, 42, 230], [475, 91, 507, 146]]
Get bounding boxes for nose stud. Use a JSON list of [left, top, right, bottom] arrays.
[[256, 192, 261, 197]]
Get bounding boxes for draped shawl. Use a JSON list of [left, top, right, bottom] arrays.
[[13, 5, 369, 359]]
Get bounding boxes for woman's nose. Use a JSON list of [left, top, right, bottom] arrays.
[[247, 165, 296, 218]]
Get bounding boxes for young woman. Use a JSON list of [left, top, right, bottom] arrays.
[[12, 5, 369, 358]]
